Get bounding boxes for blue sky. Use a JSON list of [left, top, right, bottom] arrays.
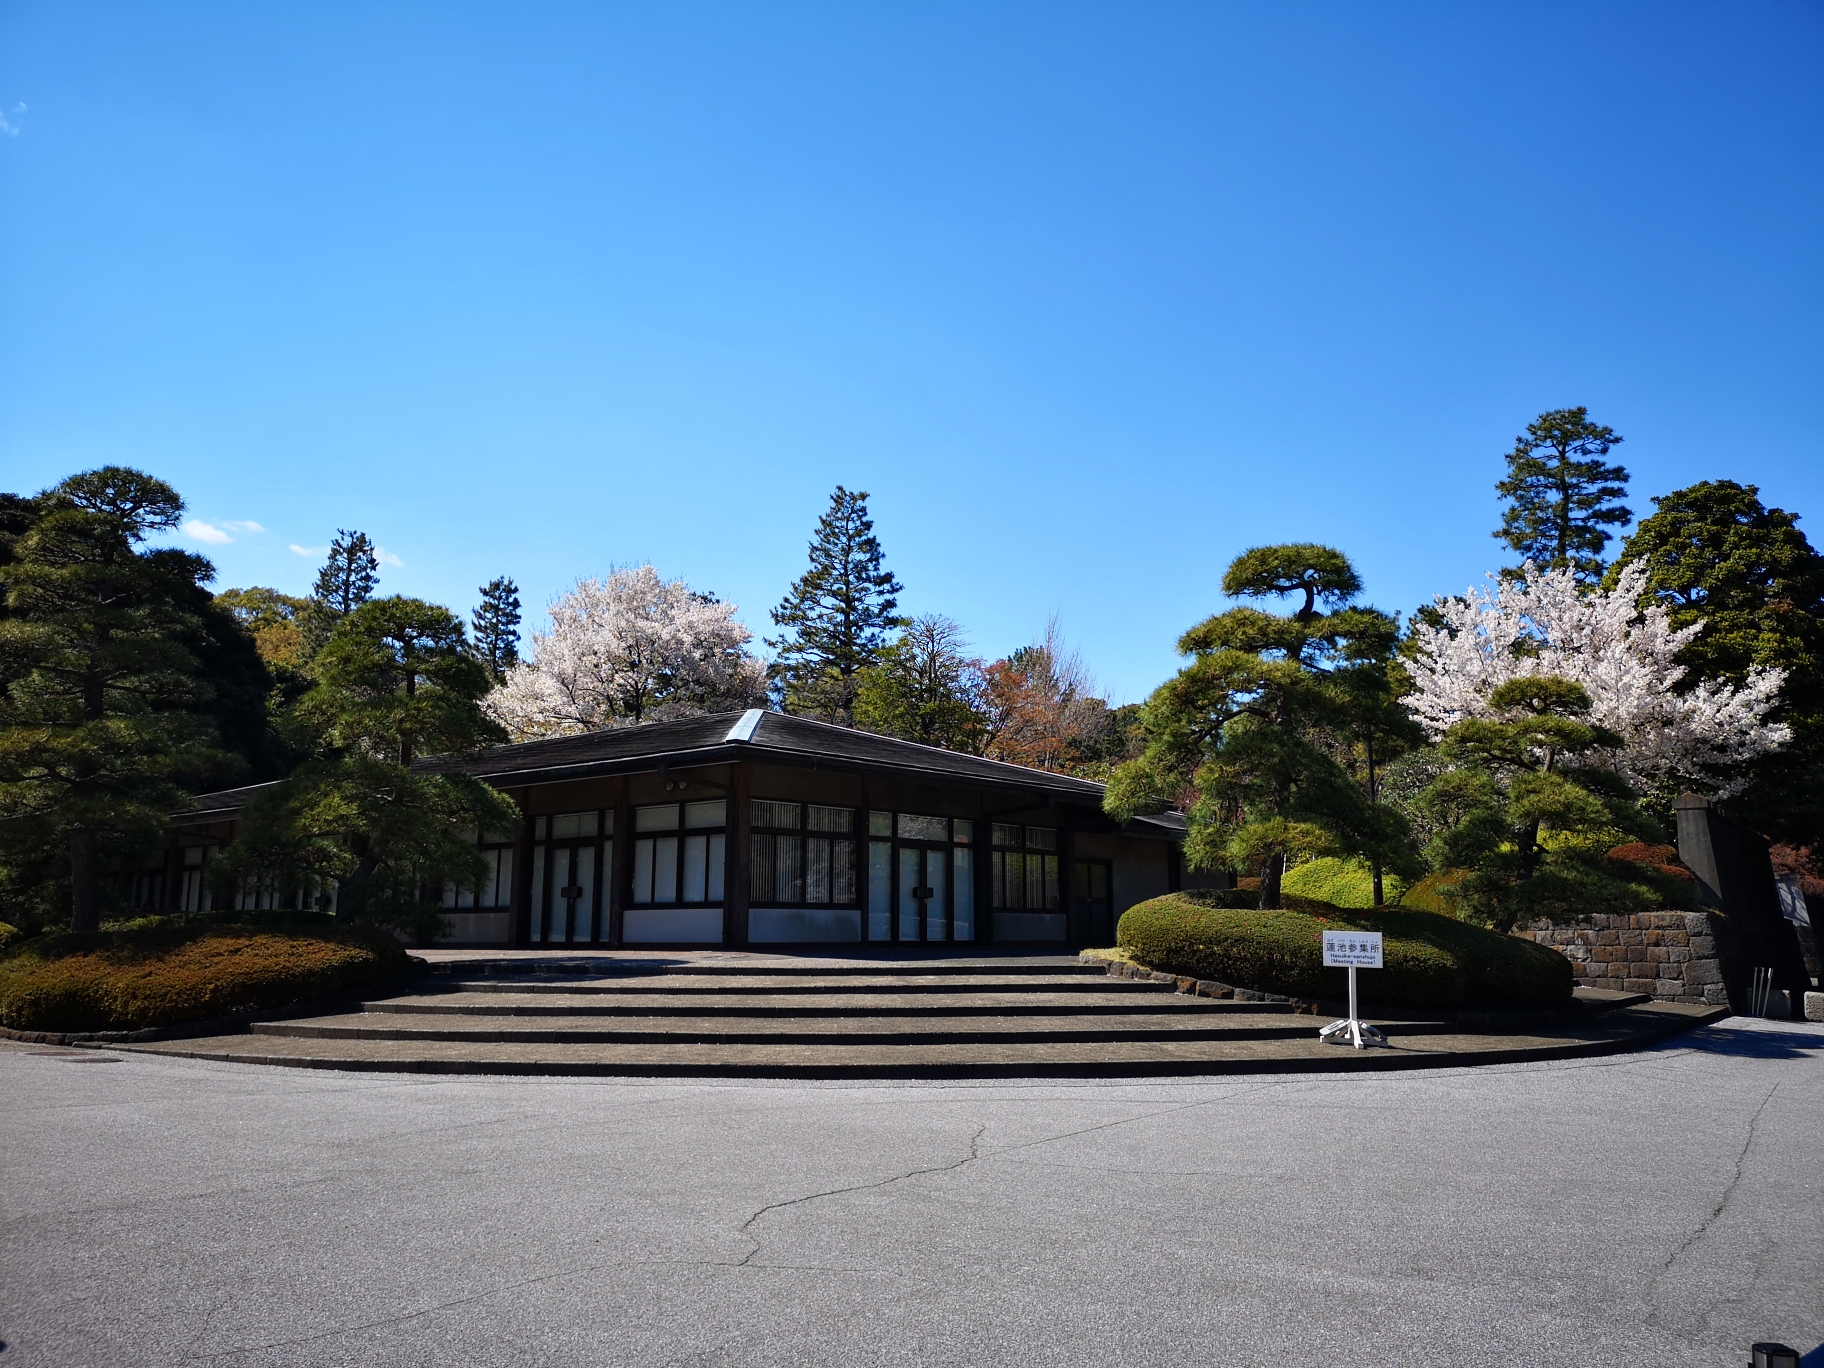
[[3, 2, 1820, 703]]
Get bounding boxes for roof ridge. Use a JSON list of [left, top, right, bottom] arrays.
[[759, 710, 1104, 791]]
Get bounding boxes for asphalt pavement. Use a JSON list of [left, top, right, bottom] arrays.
[[2, 1018, 1821, 1367]]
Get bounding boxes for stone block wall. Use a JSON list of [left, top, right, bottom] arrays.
[[1511, 911, 1727, 1007]]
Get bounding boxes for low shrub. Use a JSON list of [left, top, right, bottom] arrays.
[[1281, 857, 1410, 909], [0, 922, 22, 951], [1116, 891, 1573, 1011], [0, 922, 417, 1033]]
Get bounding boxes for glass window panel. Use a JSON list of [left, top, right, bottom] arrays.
[[867, 841, 892, 940], [832, 839, 855, 903], [953, 822, 972, 845], [807, 805, 852, 833], [600, 811, 614, 835], [685, 800, 726, 830], [1025, 850, 1044, 911], [632, 839, 655, 905], [992, 823, 1022, 849], [552, 811, 599, 840], [549, 847, 573, 942], [1026, 827, 1058, 851], [898, 813, 949, 842], [635, 805, 679, 833], [706, 834, 724, 902], [775, 835, 803, 902], [494, 847, 514, 907], [597, 842, 609, 914], [898, 847, 922, 941], [1002, 851, 1025, 908], [1043, 854, 1060, 910], [925, 849, 948, 942], [683, 834, 709, 902], [751, 833, 776, 902], [530, 845, 547, 939], [442, 881, 458, 910], [806, 837, 831, 903], [535, 816, 548, 840], [953, 847, 974, 941], [570, 845, 596, 941], [752, 800, 800, 830], [868, 811, 893, 837], [653, 836, 679, 903]]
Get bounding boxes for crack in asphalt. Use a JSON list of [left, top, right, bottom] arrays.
[[733, 1121, 990, 1267], [1659, 1080, 1778, 1275]]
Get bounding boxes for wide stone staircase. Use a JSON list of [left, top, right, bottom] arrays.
[[122, 955, 1726, 1078]]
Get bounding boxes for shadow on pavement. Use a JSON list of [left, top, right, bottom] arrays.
[[1667, 1023, 1824, 1060]]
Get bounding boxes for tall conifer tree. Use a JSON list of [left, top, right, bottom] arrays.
[[1494, 407, 1631, 584], [767, 487, 903, 725], [471, 577, 522, 683], [314, 530, 380, 615], [0, 468, 233, 932]]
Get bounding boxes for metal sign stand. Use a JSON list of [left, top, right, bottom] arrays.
[[1318, 963, 1386, 1049], [1318, 929, 1387, 1049]]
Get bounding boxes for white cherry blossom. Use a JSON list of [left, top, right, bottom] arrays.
[[1403, 562, 1788, 795], [488, 565, 766, 740]]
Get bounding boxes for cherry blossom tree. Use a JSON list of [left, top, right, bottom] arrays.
[[1404, 562, 1789, 796], [488, 565, 767, 740]]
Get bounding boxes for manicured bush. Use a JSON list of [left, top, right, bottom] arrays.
[[1281, 857, 1410, 909], [1116, 891, 1573, 1011], [0, 923, 22, 951], [0, 922, 417, 1033]]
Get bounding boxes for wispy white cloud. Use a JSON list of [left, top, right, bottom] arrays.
[[182, 519, 234, 545], [376, 547, 405, 568], [0, 103, 25, 138], [223, 520, 266, 534], [289, 544, 328, 558]]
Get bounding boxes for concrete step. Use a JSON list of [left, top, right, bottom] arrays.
[[430, 972, 1156, 996], [256, 1009, 1320, 1045], [125, 1003, 1726, 1078], [426, 957, 1098, 980], [364, 989, 1273, 1018]]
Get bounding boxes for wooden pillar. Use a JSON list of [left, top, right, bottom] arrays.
[[725, 761, 751, 947], [608, 777, 631, 947], [973, 815, 993, 945], [511, 789, 535, 948]]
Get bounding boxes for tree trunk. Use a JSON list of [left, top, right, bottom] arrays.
[[1258, 853, 1284, 910], [1515, 818, 1541, 882], [1371, 860, 1384, 908], [70, 827, 101, 934]]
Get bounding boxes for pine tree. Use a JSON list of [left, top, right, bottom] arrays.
[[470, 577, 522, 684], [0, 468, 233, 932], [314, 530, 380, 615], [767, 487, 903, 725], [1494, 408, 1631, 584], [213, 596, 518, 942], [1105, 544, 1417, 910]]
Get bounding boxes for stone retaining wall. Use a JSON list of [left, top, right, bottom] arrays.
[[1511, 911, 1726, 1007]]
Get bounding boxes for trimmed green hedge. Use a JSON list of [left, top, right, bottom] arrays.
[[1116, 890, 1573, 1011], [0, 921, 418, 1033]]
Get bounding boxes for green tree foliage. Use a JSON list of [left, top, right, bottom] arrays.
[[1416, 676, 1654, 930], [768, 487, 903, 725], [1608, 479, 1824, 847], [470, 576, 522, 683], [1494, 407, 1631, 584], [1105, 544, 1419, 910], [0, 468, 236, 932], [853, 615, 989, 752], [301, 529, 380, 651], [216, 587, 311, 672], [212, 596, 517, 942]]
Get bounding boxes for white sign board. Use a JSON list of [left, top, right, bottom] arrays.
[[1322, 930, 1383, 969]]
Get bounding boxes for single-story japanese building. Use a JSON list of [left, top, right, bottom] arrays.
[[162, 709, 1223, 949]]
